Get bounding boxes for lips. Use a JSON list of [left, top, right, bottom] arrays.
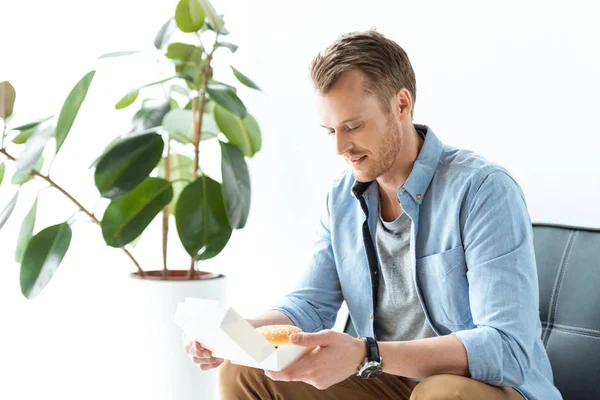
[[349, 155, 367, 165]]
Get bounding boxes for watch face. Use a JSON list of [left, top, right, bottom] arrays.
[[360, 362, 383, 379]]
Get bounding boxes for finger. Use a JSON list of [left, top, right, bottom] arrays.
[[193, 342, 208, 354], [188, 343, 211, 358], [265, 367, 302, 382], [289, 330, 332, 347], [266, 348, 317, 382], [184, 344, 198, 357], [191, 355, 224, 364], [199, 359, 224, 370]]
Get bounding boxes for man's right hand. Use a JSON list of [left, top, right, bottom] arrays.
[[182, 332, 224, 370]]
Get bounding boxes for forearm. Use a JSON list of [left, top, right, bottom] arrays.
[[379, 334, 470, 379], [247, 310, 294, 328]]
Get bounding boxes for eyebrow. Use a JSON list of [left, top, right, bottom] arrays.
[[319, 117, 361, 129]]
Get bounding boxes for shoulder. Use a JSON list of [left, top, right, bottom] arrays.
[[438, 143, 520, 190], [436, 144, 526, 213]]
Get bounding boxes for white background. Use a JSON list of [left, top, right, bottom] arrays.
[[1, 0, 599, 399]]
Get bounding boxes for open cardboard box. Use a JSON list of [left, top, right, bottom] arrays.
[[174, 298, 313, 371]]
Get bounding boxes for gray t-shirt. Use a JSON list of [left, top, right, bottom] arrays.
[[374, 208, 437, 342]]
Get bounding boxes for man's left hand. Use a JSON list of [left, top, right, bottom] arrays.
[[265, 329, 366, 390]]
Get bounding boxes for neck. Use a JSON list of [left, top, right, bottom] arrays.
[[377, 124, 424, 197], [376, 124, 424, 221]]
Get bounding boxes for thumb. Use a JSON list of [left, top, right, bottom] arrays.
[[290, 330, 332, 347]]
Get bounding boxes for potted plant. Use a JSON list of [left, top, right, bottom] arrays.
[[0, 0, 261, 397]]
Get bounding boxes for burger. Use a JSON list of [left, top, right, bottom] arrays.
[[257, 324, 302, 348]]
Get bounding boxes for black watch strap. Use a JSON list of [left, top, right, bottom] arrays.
[[362, 337, 380, 362]]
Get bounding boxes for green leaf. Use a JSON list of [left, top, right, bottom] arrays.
[[220, 142, 251, 229], [98, 51, 140, 59], [214, 105, 262, 157], [243, 113, 262, 154], [175, 175, 232, 260], [189, 0, 207, 29], [201, 109, 220, 137], [166, 43, 204, 63], [154, 18, 175, 49], [162, 108, 218, 144], [158, 153, 194, 207], [12, 154, 43, 185], [0, 190, 19, 231], [14, 121, 54, 178], [20, 222, 72, 299], [231, 66, 261, 91], [140, 76, 179, 89], [208, 79, 237, 93], [115, 89, 139, 110], [162, 108, 194, 141], [116, 77, 177, 111], [0, 81, 16, 119], [11, 128, 35, 144], [101, 177, 173, 247], [206, 20, 229, 35], [129, 100, 171, 134], [89, 136, 126, 169], [9, 116, 53, 131], [196, 0, 224, 32], [55, 70, 95, 153], [95, 133, 164, 198], [207, 83, 247, 119], [170, 84, 189, 97], [216, 42, 238, 53], [11, 128, 34, 144], [10, 116, 54, 145], [15, 198, 37, 263], [0, 163, 5, 185], [175, 0, 205, 32]]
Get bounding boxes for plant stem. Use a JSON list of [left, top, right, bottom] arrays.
[[0, 148, 145, 275], [162, 137, 171, 276], [187, 35, 217, 280]]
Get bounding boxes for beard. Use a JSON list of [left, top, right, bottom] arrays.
[[352, 116, 403, 182]]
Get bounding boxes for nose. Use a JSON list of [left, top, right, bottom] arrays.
[[334, 132, 351, 156]]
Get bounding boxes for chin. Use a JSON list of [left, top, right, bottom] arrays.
[[352, 169, 376, 183]]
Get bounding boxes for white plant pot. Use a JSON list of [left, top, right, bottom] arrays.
[[122, 271, 226, 400]]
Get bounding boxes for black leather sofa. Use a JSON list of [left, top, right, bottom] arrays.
[[344, 223, 600, 399]]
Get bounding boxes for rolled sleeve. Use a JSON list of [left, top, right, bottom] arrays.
[[452, 170, 538, 387]]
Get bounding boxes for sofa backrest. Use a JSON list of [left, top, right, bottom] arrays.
[[533, 223, 600, 399]]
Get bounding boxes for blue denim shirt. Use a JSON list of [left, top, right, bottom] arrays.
[[272, 124, 561, 400]]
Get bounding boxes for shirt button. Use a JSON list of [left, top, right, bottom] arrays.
[[416, 193, 422, 201], [370, 314, 374, 320]]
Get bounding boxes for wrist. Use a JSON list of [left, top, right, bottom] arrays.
[[354, 337, 367, 367], [356, 336, 383, 379]]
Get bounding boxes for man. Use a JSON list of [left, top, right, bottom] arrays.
[[183, 30, 562, 399]]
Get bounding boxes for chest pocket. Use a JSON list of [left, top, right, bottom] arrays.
[[416, 246, 472, 329]]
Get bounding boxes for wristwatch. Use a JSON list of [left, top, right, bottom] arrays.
[[357, 336, 383, 379]]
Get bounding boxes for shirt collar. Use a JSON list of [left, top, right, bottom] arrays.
[[351, 124, 443, 204]]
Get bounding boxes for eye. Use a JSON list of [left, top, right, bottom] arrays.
[[348, 124, 362, 131], [327, 130, 335, 136]]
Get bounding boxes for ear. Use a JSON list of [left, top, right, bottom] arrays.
[[395, 88, 413, 119]]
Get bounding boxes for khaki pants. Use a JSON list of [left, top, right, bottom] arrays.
[[218, 361, 525, 400]]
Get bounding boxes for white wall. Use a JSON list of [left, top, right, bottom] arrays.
[[1, 0, 599, 399]]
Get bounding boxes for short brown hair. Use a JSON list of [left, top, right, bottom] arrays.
[[310, 29, 416, 119]]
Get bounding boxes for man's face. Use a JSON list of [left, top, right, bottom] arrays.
[[316, 70, 403, 183]]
